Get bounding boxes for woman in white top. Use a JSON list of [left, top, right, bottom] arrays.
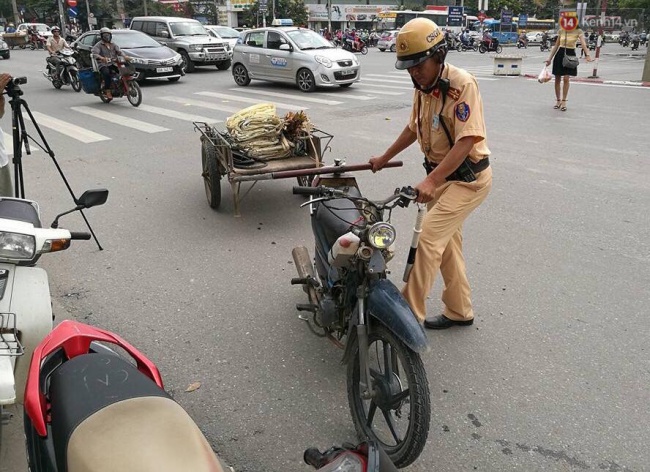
[[545, 28, 592, 111]]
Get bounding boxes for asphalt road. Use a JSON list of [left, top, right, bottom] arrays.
[[0, 43, 648, 472]]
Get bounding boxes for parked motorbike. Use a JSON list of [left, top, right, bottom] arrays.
[[456, 37, 478, 52], [342, 38, 368, 55], [290, 160, 431, 468], [0, 189, 108, 449], [479, 38, 503, 54], [23, 319, 233, 471], [305, 441, 397, 471], [43, 48, 81, 92], [86, 58, 142, 107]]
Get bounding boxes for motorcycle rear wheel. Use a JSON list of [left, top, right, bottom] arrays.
[[479, 45, 486, 53], [347, 323, 430, 468], [496, 45, 503, 53], [361, 46, 368, 55], [127, 81, 142, 107]]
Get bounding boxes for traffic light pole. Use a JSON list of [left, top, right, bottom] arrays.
[[58, 0, 66, 30]]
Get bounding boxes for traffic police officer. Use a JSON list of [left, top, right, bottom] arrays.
[[369, 18, 492, 329]]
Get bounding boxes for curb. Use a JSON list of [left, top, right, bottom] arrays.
[[522, 73, 650, 87]]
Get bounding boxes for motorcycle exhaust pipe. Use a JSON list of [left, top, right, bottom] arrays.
[[292, 246, 314, 280]]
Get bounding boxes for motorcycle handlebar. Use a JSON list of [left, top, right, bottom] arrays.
[[70, 232, 91, 240], [292, 186, 324, 196]]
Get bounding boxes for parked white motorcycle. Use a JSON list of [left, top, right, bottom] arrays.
[[0, 189, 108, 449]]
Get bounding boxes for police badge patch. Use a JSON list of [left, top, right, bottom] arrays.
[[455, 102, 470, 122]]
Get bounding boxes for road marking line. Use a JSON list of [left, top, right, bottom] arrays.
[[360, 81, 413, 90], [71, 106, 169, 133], [125, 104, 221, 123], [159, 96, 242, 114], [362, 76, 412, 85], [355, 89, 404, 96], [227, 88, 342, 105], [318, 92, 376, 100], [3, 132, 40, 155], [26, 112, 110, 143], [197, 91, 309, 110]]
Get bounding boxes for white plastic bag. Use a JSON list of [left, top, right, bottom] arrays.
[[538, 65, 552, 83]]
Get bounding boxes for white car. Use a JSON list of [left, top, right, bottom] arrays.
[[204, 25, 239, 50], [16, 23, 52, 38], [526, 32, 543, 43], [377, 30, 399, 52], [232, 27, 360, 92]]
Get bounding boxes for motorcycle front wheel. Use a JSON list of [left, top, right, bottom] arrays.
[[127, 81, 142, 107], [70, 71, 81, 92], [479, 45, 486, 53], [361, 46, 368, 55], [347, 323, 430, 468], [496, 45, 503, 53]]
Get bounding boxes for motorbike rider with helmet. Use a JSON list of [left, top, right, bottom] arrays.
[[91, 27, 132, 99], [368, 18, 492, 329], [45, 26, 70, 79]]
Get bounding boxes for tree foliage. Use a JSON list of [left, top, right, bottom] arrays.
[[242, 0, 308, 28]]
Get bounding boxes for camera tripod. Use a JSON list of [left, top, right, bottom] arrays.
[[6, 82, 102, 249]]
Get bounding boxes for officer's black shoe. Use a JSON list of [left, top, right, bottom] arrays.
[[423, 314, 474, 330]]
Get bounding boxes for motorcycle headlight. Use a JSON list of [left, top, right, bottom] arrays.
[[315, 55, 332, 68], [367, 222, 396, 249], [0, 231, 36, 260]]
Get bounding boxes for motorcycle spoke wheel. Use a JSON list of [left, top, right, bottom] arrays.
[[127, 81, 142, 107], [347, 323, 430, 468], [70, 71, 82, 92]]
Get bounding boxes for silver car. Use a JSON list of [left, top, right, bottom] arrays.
[[377, 30, 399, 52], [231, 27, 360, 92]]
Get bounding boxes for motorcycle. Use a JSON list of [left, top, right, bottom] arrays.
[[479, 38, 503, 54], [82, 58, 142, 107], [342, 38, 368, 55], [456, 37, 478, 52], [540, 39, 551, 52], [29, 32, 47, 50], [305, 441, 397, 471], [23, 319, 234, 471], [631, 38, 640, 50], [43, 48, 82, 92], [0, 189, 108, 449], [516, 38, 528, 49], [290, 160, 431, 468], [588, 39, 597, 50]]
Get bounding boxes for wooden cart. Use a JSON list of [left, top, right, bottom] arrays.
[[193, 122, 333, 217], [3, 32, 28, 49]]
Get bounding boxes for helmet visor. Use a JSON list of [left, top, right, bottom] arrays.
[[395, 46, 440, 70]]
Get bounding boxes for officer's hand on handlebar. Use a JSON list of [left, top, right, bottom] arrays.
[[414, 178, 435, 204], [369, 156, 388, 173]]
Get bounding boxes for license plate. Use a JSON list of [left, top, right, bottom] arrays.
[[342, 69, 354, 76], [156, 67, 173, 73]]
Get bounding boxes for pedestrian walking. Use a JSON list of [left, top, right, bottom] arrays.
[[369, 18, 492, 329], [545, 27, 593, 111]]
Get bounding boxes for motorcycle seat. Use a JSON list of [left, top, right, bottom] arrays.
[[50, 353, 225, 472], [0, 198, 42, 228]]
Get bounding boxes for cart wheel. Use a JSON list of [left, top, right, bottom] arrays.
[[296, 175, 314, 188], [202, 138, 222, 209]]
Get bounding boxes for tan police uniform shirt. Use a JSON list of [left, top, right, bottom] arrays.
[[408, 63, 490, 165], [559, 28, 584, 49]]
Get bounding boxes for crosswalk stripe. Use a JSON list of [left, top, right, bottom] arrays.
[[26, 112, 110, 144], [3, 132, 39, 155], [124, 104, 220, 123], [227, 88, 343, 106], [318, 92, 376, 100], [355, 89, 405, 96], [71, 106, 169, 133], [195, 91, 308, 110], [362, 76, 412, 85], [360, 81, 413, 91], [159, 96, 241, 114]]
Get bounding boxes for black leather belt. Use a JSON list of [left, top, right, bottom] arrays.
[[424, 157, 490, 182]]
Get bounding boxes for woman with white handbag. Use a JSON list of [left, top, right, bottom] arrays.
[[545, 27, 593, 111]]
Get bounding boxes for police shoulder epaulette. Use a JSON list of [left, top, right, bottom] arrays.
[[447, 87, 461, 101]]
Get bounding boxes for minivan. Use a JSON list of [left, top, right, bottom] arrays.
[[130, 16, 231, 72]]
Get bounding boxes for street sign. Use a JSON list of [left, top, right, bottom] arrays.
[[518, 14, 528, 27], [448, 6, 464, 27], [500, 10, 513, 24], [478, 11, 486, 23], [67, 0, 77, 7], [559, 9, 578, 31], [68, 7, 78, 17]]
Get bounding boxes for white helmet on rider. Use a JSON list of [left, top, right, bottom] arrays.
[[51, 26, 61, 34], [100, 27, 112, 42]]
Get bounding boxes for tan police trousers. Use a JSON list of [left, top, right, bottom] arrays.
[[402, 166, 492, 322]]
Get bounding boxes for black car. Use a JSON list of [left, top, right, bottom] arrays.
[[73, 29, 184, 82]]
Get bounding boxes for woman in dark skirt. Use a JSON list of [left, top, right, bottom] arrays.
[[545, 28, 592, 111]]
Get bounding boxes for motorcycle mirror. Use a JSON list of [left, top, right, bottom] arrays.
[[76, 188, 109, 209]]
